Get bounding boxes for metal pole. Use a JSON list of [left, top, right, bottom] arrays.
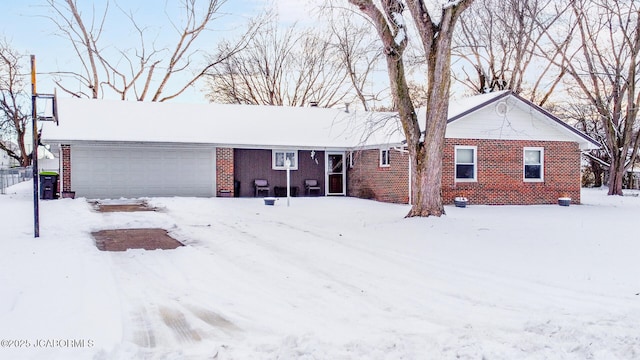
[[31, 55, 39, 238], [285, 159, 291, 207]]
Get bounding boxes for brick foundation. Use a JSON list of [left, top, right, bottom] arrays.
[[216, 147, 234, 197]]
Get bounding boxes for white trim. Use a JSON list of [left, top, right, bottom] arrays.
[[523, 147, 544, 182], [212, 148, 217, 195], [272, 150, 298, 170], [454, 145, 477, 182], [325, 151, 346, 195], [379, 148, 391, 167]]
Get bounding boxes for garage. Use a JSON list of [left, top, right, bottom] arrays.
[[70, 145, 216, 199]]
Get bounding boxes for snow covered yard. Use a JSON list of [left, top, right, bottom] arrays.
[[1, 181, 639, 360]]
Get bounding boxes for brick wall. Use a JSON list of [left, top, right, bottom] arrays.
[[347, 149, 410, 203], [348, 139, 582, 205], [61, 144, 71, 192], [216, 147, 234, 197], [443, 139, 581, 205]]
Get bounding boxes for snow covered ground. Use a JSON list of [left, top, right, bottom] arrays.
[[1, 181, 639, 359]]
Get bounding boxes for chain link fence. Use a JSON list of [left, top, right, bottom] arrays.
[[0, 167, 33, 194]]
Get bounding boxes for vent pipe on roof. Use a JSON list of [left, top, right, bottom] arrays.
[[344, 102, 350, 113]]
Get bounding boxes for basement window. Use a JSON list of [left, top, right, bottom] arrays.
[[272, 150, 298, 170], [524, 147, 544, 181]]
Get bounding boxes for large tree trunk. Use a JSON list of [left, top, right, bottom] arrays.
[[348, 0, 472, 217], [592, 160, 603, 188], [408, 137, 445, 217], [608, 157, 626, 195]]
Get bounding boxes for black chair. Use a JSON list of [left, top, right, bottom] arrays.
[[254, 179, 269, 197], [304, 179, 321, 196]]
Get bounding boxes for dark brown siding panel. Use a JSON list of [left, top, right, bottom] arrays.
[[234, 149, 325, 197]]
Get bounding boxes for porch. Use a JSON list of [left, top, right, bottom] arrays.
[[229, 149, 346, 198]]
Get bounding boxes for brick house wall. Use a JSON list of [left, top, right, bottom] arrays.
[[61, 144, 71, 192], [216, 147, 234, 197], [347, 149, 410, 203], [348, 139, 582, 205], [443, 139, 581, 205]]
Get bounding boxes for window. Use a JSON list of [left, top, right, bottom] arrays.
[[272, 150, 298, 170], [524, 148, 544, 181], [455, 146, 477, 181], [380, 149, 390, 167]]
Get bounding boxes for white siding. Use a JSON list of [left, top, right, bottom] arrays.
[[71, 145, 216, 199], [446, 99, 579, 143]]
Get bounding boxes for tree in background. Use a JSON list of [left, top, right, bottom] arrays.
[[328, 9, 383, 110], [206, 13, 368, 108], [546, 0, 640, 195], [347, 0, 474, 217], [452, 0, 567, 105], [0, 40, 30, 167], [45, 0, 259, 101], [557, 95, 608, 187]]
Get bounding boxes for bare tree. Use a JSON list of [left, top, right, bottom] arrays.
[[557, 95, 608, 187], [205, 16, 353, 107], [453, 0, 567, 105], [328, 9, 383, 110], [0, 40, 30, 167], [347, 0, 474, 217], [547, 0, 640, 195], [45, 0, 258, 101]]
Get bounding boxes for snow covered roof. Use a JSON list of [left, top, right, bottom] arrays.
[[42, 98, 403, 150], [42, 91, 599, 150]]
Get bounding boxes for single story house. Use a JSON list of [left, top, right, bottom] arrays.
[[41, 91, 599, 204]]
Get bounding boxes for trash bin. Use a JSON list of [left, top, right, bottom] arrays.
[[40, 171, 59, 200]]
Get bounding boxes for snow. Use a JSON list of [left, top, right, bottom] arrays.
[[42, 98, 403, 150], [391, 12, 406, 45], [1, 181, 639, 359], [442, 0, 464, 10], [41, 93, 511, 150]]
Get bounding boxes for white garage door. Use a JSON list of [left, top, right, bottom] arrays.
[[71, 145, 216, 198]]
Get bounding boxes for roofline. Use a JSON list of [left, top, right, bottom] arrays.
[[510, 92, 601, 148], [448, 91, 600, 148], [447, 91, 512, 123], [42, 139, 353, 152]]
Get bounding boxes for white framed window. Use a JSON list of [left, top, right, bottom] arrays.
[[272, 150, 298, 170], [524, 147, 544, 181], [455, 146, 477, 182], [380, 149, 390, 167]]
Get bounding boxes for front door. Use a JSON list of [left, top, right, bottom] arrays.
[[326, 152, 345, 195]]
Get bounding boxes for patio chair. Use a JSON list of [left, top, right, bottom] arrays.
[[304, 179, 321, 196], [254, 179, 269, 197]]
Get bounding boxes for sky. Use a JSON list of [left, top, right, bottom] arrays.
[[0, 0, 317, 104]]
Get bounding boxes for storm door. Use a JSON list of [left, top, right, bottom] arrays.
[[326, 152, 345, 195]]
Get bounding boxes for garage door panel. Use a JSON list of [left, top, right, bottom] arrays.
[[71, 146, 216, 198]]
